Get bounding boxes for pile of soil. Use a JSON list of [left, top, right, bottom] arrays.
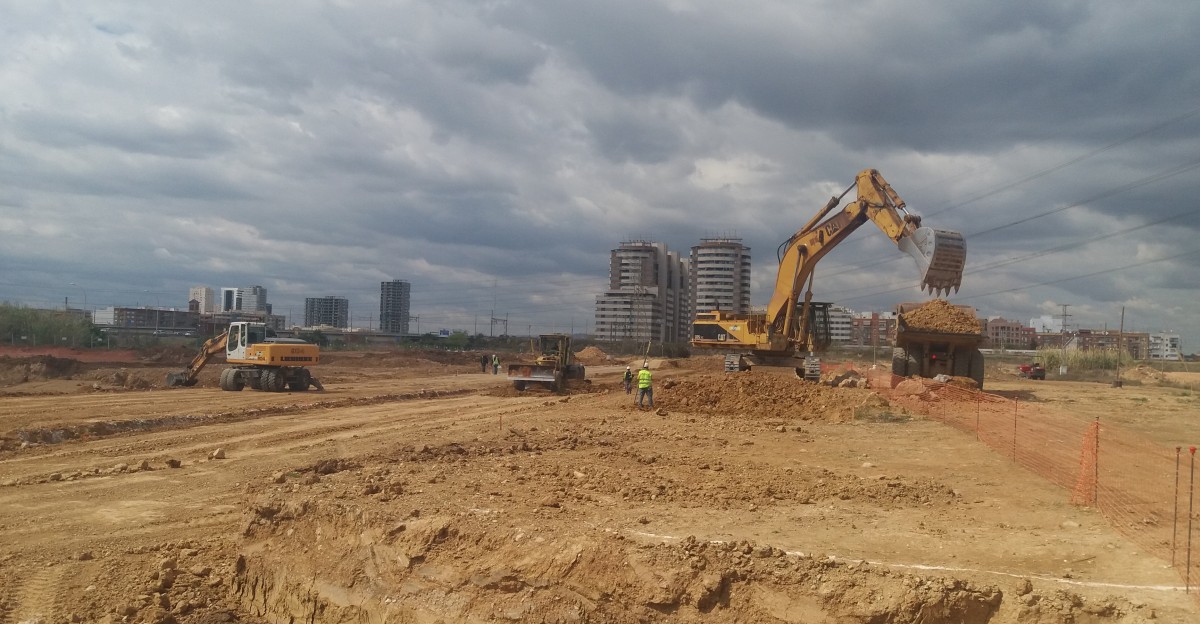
[[230, 447, 1156, 624], [658, 373, 876, 421], [573, 346, 610, 365], [0, 356, 81, 387], [900, 299, 981, 334]]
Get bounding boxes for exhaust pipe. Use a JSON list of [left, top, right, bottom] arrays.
[[898, 227, 966, 296]]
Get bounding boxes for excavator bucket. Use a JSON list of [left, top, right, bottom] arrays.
[[898, 227, 966, 296], [165, 372, 197, 388]]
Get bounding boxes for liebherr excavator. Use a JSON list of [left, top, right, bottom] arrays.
[[691, 169, 966, 375], [165, 321, 323, 392]]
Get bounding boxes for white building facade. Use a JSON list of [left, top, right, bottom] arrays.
[[689, 237, 751, 318], [594, 240, 690, 343], [1148, 333, 1182, 361], [188, 286, 215, 314]]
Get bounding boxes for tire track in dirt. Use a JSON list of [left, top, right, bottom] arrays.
[[0, 391, 561, 484], [0, 390, 601, 559], [10, 564, 69, 624]]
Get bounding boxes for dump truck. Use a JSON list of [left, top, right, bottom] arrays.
[[892, 300, 985, 389], [692, 168, 967, 377], [507, 334, 586, 391], [166, 321, 323, 392]]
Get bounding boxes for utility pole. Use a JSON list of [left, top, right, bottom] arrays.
[[1058, 303, 1072, 376], [1115, 306, 1125, 387]]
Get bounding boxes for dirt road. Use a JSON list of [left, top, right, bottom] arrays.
[[0, 357, 1195, 623]]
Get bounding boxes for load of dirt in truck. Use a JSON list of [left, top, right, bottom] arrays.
[[899, 299, 981, 334]]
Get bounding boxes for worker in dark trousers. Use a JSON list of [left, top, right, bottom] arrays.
[[636, 363, 653, 409], [480, 354, 489, 373], [622, 366, 633, 394]]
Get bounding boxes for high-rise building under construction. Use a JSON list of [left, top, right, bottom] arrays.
[[380, 279, 411, 335]]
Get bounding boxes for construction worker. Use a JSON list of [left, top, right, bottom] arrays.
[[480, 354, 489, 373], [622, 366, 633, 394], [636, 363, 653, 409], [492, 354, 500, 375]]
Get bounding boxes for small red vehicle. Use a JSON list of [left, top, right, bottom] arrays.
[[1018, 362, 1046, 380]]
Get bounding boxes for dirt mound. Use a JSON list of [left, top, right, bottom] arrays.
[[139, 344, 197, 365], [900, 299, 981, 334], [0, 355, 81, 387], [235, 470, 1149, 624], [659, 373, 875, 421], [573, 345, 610, 365]]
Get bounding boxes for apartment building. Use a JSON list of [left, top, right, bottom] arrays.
[[594, 240, 690, 343], [380, 279, 412, 335], [304, 296, 350, 328], [689, 237, 751, 317]]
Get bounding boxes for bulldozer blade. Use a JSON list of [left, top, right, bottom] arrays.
[[899, 227, 965, 297]]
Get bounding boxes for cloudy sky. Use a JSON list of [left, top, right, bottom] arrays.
[[2, 1, 1198, 348]]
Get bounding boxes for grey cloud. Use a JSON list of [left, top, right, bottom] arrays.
[[12, 110, 235, 159]]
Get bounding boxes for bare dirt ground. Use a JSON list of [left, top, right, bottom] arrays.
[[0, 351, 1196, 624]]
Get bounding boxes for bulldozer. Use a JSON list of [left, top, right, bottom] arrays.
[[507, 334, 587, 392], [165, 321, 323, 392]]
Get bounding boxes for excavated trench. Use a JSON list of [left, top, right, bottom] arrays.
[[228, 471, 1156, 624]]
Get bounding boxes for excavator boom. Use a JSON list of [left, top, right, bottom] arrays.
[[691, 169, 966, 359], [165, 330, 229, 387]]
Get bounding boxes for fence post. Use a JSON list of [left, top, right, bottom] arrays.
[[1092, 417, 1099, 507], [1012, 398, 1018, 462], [1175, 446, 1182, 565], [975, 391, 981, 442], [1188, 446, 1196, 593]]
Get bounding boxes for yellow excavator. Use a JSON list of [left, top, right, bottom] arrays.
[[166, 321, 323, 392], [691, 169, 967, 376]]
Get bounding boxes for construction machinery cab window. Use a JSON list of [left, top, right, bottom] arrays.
[[246, 324, 267, 346], [538, 335, 560, 355]]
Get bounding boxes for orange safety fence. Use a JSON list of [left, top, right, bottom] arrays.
[[862, 369, 1198, 588]]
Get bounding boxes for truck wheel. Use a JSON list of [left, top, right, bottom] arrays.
[[220, 369, 245, 391], [513, 381, 526, 391], [288, 368, 311, 391], [259, 369, 279, 392], [891, 348, 909, 377], [970, 350, 985, 390]]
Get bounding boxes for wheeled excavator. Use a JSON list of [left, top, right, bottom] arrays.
[[165, 321, 323, 392], [690, 169, 967, 377]]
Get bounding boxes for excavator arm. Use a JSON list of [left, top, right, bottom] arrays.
[[767, 169, 965, 351], [691, 168, 965, 358], [165, 330, 229, 387]]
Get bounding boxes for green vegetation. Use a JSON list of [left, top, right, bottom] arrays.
[[0, 303, 97, 348], [1035, 347, 1129, 372]]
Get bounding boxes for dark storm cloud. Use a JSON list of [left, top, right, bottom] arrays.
[[1, 0, 1198, 344], [586, 112, 684, 164], [498, 0, 1200, 149]]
